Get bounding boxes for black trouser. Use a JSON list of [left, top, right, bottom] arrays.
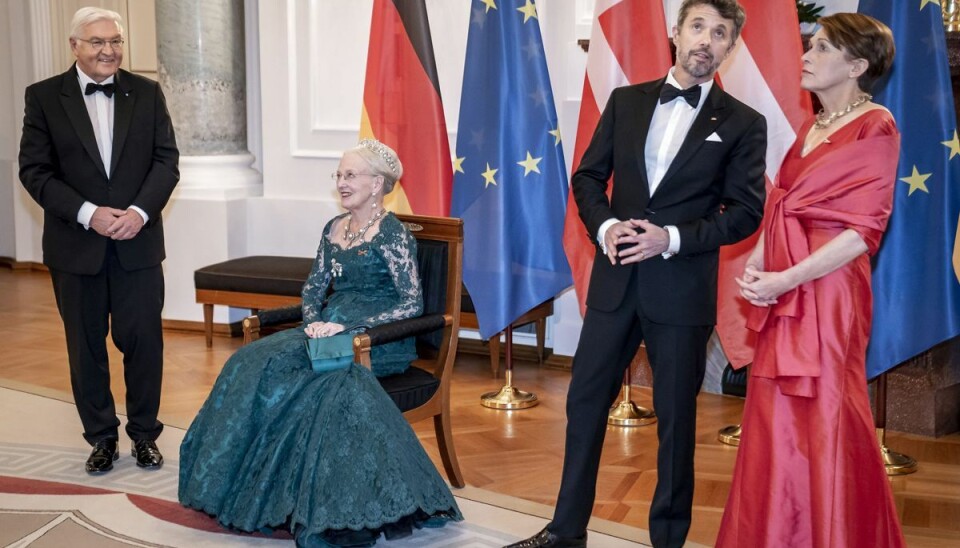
[[50, 242, 164, 445], [551, 269, 710, 548]]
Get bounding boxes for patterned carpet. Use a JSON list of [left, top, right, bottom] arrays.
[[0, 386, 651, 547]]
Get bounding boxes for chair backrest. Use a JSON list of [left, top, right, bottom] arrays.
[[394, 214, 463, 378]]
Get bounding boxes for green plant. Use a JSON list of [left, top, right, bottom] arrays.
[[796, 1, 825, 24]]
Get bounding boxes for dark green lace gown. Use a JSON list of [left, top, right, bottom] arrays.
[[179, 213, 461, 547]]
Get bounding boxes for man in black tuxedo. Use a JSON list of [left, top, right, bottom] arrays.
[[19, 7, 178, 474], [507, 1, 766, 547]]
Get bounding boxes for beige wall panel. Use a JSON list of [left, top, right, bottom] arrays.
[[126, 0, 156, 74]]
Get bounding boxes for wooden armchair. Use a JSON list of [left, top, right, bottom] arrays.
[[242, 214, 465, 488]]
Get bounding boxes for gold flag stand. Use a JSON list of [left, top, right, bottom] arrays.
[[945, 1, 960, 32], [608, 369, 656, 426], [717, 424, 741, 446], [717, 373, 919, 476], [481, 325, 538, 409], [875, 373, 917, 475]]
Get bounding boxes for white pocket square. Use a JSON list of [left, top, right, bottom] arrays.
[[706, 132, 722, 142]]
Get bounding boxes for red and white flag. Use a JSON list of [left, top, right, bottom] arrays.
[[714, 0, 812, 366], [563, 0, 811, 368], [562, 0, 673, 316]]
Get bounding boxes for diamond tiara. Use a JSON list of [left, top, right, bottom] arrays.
[[358, 139, 399, 175]]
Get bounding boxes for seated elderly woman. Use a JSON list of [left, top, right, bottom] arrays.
[[178, 139, 461, 547]]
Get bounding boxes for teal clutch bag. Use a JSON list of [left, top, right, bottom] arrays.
[[304, 325, 366, 373]]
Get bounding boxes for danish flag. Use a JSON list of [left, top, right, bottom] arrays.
[[561, 0, 811, 366]]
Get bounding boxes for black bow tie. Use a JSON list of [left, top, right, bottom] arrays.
[[84, 82, 115, 98], [659, 83, 701, 108]]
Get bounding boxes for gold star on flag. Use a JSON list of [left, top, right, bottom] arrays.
[[517, 151, 543, 176], [920, 0, 941, 10], [453, 156, 465, 174], [481, 0, 497, 14], [900, 165, 932, 196], [548, 128, 562, 145], [517, 0, 538, 23], [942, 130, 960, 160], [482, 163, 499, 188]]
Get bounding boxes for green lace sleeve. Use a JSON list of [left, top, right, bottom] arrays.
[[301, 217, 341, 324], [356, 216, 423, 327]]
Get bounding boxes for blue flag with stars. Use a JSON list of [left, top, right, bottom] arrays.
[[451, 0, 572, 339], [860, 0, 960, 378]]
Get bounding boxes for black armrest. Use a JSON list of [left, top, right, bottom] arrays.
[[365, 314, 447, 347], [256, 305, 303, 327]]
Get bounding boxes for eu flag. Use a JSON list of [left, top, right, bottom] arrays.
[[451, 0, 572, 339], [860, 1, 960, 378]]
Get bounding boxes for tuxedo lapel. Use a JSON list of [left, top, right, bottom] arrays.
[[110, 71, 135, 178], [631, 79, 664, 203], [58, 66, 108, 179], [656, 85, 728, 193]]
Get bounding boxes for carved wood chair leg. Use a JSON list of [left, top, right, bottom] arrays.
[[434, 412, 465, 488], [203, 304, 214, 348]]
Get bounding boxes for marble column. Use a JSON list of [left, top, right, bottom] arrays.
[[156, 0, 260, 199], [153, 0, 260, 327]]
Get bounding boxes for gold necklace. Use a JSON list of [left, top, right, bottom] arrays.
[[814, 94, 872, 129], [343, 209, 385, 245]]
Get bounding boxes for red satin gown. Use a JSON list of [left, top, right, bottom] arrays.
[[715, 109, 907, 548]]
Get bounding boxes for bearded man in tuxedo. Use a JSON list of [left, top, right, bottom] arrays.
[[507, 1, 766, 547]]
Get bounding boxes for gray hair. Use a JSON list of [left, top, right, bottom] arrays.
[[70, 7, 125, 39], [347, 139, 404, 194]]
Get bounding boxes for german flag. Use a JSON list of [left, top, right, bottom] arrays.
[[360, 0, 451, 216]]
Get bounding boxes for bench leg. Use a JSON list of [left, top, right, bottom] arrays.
[[489, 333, 501, 379], [536, 318, 547, 363], [203, 304, 214, 348]]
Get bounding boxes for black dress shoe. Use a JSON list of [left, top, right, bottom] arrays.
[[131, 439, 163, 469], [85, 438, 118, 474], [504, 527, 587, 548]]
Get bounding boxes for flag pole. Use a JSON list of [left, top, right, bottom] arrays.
[[874, 373, 917, 475], [480, 325, 539, 409], [719, 366, 743, 446], [608, 368, 656, 426]]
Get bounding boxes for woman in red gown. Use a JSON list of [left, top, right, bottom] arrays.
[[716, 13, 906, 548]]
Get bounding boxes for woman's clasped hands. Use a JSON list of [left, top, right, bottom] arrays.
[[304, 321, 346, 338], [735, 266, 796, 308]]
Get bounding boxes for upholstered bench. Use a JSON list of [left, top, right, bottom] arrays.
[[194, 256, 313, 347]]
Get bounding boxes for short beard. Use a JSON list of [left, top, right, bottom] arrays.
[[680, 48, 720, 80]]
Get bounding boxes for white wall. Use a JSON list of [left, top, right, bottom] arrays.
[[4, 0, 48, 265], [0, 4, 18, 259]]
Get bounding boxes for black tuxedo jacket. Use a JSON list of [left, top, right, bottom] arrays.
[[573, 79, 767, 326], [19, 65, 179, 275]]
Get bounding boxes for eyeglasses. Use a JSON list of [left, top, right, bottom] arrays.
[[330, 171, 377, 183], [76, 38, 125, 51]]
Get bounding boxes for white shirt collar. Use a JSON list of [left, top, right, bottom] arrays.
[[75, 65, 116, 90]]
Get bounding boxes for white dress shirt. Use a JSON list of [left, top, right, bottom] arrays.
[[75, 67, 148, 229], [598, 69, 714, 258]]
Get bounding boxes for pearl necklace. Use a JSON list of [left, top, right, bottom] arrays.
[[343, 209, 385, 245], [814, 94, 872, 129]]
